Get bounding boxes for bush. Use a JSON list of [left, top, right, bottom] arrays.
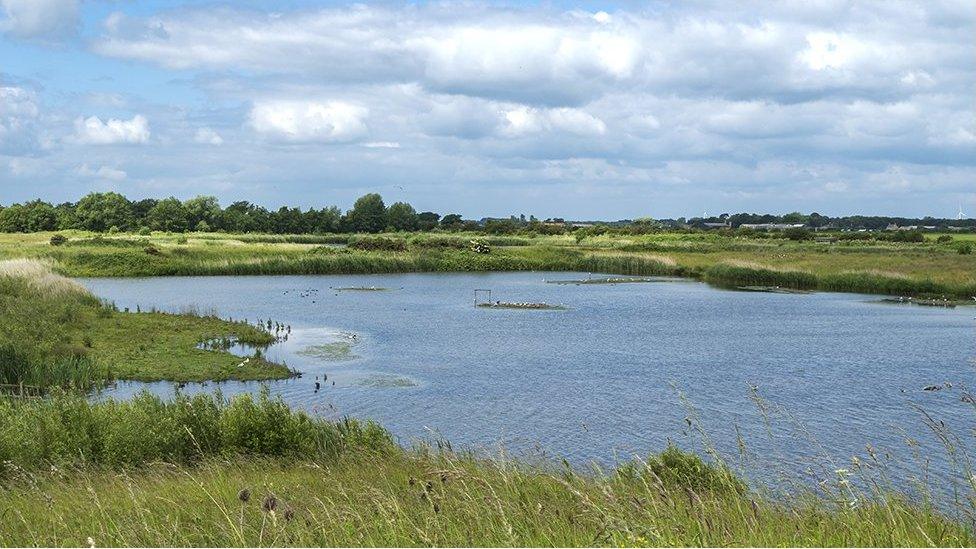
[[108, 225, 121, 234], [782, 228, 813, 241], [616, 445, 746, 497], [49, 234, 67, 246], [958, 243, 973, 255], [176, 236, 188, 245], [936, 234, 953, 244], [144, 245, 162, 256], [138, 227, 152, 236], [348, 236, 406, 251]]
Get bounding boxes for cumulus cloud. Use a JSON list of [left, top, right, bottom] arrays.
[[248, 100, 368, 143], [0, 85, 40, 154], [71, 115, 150, 145], [76, 163, 126, 181], [2, 1, 973, 216], [194, 127, 223, 145], [0, 0, 78, 40]]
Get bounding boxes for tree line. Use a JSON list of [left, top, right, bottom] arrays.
[[0, 193, 469, 234], [0, 192, 973, 234]]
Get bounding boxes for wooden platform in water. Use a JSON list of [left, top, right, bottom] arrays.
[[735, 286, 812, 294], [476, 301, 565, 310], [546, 276, 669, 285]]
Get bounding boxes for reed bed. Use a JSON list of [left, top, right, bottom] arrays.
[[0, 389, 390, 472]]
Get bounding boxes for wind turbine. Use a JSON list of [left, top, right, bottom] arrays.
[[958, 204, 968, 220]]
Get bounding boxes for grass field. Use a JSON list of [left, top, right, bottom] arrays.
[[2, 230, 974, 300], [0, 259, 292, 386]]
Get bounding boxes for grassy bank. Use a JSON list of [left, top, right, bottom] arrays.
[[0, 259, 292, 386], [0, 391, 970, 547], [2, 230, 974, 299]]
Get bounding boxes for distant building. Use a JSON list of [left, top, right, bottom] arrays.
[[739, 223, 805, 230]]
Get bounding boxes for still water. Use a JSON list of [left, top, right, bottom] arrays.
[[82, 272, 976, 492]]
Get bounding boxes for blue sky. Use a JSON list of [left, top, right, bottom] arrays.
[[0, 0, 973, 219]]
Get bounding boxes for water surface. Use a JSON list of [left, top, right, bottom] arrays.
[[82, 272, 976, 493]]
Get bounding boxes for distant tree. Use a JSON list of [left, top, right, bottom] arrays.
[[54, 202, 78, 230], [74, 192, 134, 232], [386, 201, 419, 231], [0, 204, 27, 232], [346, 193, 387, 233], [440, 213, 463, 229], [306, 206, 342, 233], [271, 207, 306, 234], [184, 196, 222, 231], [146, 197, 190, 232], [131, 199, 159, 227], [416, 211, 440, 231]]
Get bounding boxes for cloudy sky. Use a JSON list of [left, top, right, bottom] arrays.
[[0, 0, 973, 219]]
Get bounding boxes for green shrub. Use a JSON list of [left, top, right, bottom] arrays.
[[49, 234, 67, 246], [644, 445, 746, 496], [138, 227, 152, 236], [958, 243, 973, 255], [348, 236, 406, 251], [936, 234, 953, 243]]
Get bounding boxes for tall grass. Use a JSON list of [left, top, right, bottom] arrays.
[[0, 388, 390, 472], [0, 345, 109, 393], [704, 261, 818, 290]]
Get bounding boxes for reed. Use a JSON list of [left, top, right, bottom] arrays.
[[0, 388, 391, 471], [703, 261, 819, 290]]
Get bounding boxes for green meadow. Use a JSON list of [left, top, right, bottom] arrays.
[[2, 229, 974, 299]]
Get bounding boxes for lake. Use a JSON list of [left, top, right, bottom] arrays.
[[82, 272, 976, 494]]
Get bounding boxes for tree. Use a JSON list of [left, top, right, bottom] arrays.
[[22, 200, 58, 232], [184, 196, 222, 231], [54, 202, 78, 230], [131, 199, 159, 227], [386, 201, 418, 231], [417, 211, 440, 231], [440, 213, 463, 229], [0, 204, 27, 232], [146, 197, 190, 232], [346, 193, 387, 233], [74, 192, 134, 232]]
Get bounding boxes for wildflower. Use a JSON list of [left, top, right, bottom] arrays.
[[87, 537, 96, 548], [262, 494, 278, 513], [238, 488, 251, 503]]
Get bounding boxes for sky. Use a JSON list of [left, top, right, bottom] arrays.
[[0, 0, 973, 219]]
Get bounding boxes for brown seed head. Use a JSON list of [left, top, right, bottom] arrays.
[[262, 494, 278, 513], [238, 488, 251, 503]]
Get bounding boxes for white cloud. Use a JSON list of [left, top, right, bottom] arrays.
[[248, 100, 368, 143], [72, 114, 150, 145], [0, 85, 40, 154], [194, 127, 223, 145], [500, 106, 606, 137], [76, 163, 127, 181], [0, 0, 77, 39], [363, 141, 400, 148]]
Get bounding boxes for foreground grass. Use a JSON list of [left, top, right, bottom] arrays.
[[4, 454, 970, 547], [0, 259, 291, 386], [0, 391, 970, 547], [3, 230, 975, 299]]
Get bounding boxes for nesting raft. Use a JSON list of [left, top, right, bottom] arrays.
[[547, 276, 666, 285], [476, 301, 565, 310], [879, 297, 956, 308], [332, 286, 388, 291], [735, 286, 812, 294]]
